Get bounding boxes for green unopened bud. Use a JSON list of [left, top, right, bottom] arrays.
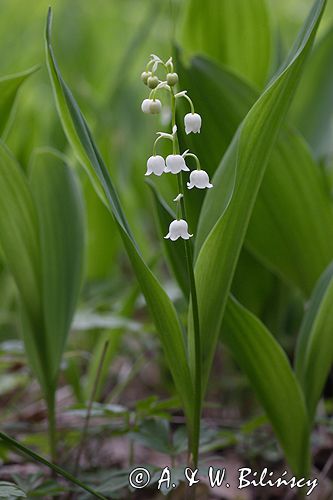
[[150, 99, 162, 114], [147, 75, 159, 89], [141, 71, 151, 85], [166, 72, 179, 86]]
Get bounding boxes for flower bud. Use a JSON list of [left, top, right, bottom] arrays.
[[141, 98, 162, 114], [141, 71, 151, 85], [184, 112, 202, 134], [166, 72, 179, 86], [147, 75, 159, 89], [149, 99, 162, 114]]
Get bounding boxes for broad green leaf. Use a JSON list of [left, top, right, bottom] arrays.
[[0, 143, 85, 394], [180, 0, 273, 88], [177, 55, 333, 295], [84, 179, 118, 280], [290, 25, 333, 158], [177, 55, 257, 174], [45, 9, 194, 428], [295, 262, 333, 422], [190, 0, 327, 389], [0, 144, 85, 393], [30, 149, 85, 384], [0, 142, 41, 325], [0, 144, 48, 389], [0, 66, 38, 137], [246, 129, 333, 295], [223, 296, 310, 477], [231, 248, 278, 319]]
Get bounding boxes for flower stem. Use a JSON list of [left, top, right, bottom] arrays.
[[175, 92, 195, 114], [171, 89, 202, 468], [153, 134, 173, 156], [183, 152, 201, 170], [177, 174, 202, 468]]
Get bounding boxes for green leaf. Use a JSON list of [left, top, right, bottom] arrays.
[[177, 55, 257, 172], [290, 25, 333, 158], [295, 261, 333, 422], [223, 296, 310, 477], [246, 129, 333, 295], [0, 144, 85, 394], [130, 419, 171, 454], [0, 142, 41, 326], [45, 9, 194, 428], [190, 0, 327, 389], [0, 142, 46, 387], [180, 0, 273, 88], [0, 481, 26, 498], [30, 149, 85, 384], [0, 66, 39, 138], [84, 180, 118, 280], [175, 55, 256, 231], [177, 55, 333, 295]]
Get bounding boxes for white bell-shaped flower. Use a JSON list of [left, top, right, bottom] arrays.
[[165, 154, 190, 174], [141, 99, 152, 114], [184, 113, 202, 134], [141, 98, 162, 114], [145, 155, 165, 176], [187, 169, 213, 189], [164, 219, 193, 241]]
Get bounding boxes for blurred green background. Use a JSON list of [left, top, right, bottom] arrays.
[[0, 0, 332, 283]]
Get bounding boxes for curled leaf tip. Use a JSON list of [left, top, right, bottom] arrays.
[[46, 7, 53, 43]]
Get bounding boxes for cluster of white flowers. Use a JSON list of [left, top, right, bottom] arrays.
[[141, 54, 213, 241]]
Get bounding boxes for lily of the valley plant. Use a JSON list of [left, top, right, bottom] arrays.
[[44, 0, 330, 486], [141, 54, 213, 465]]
